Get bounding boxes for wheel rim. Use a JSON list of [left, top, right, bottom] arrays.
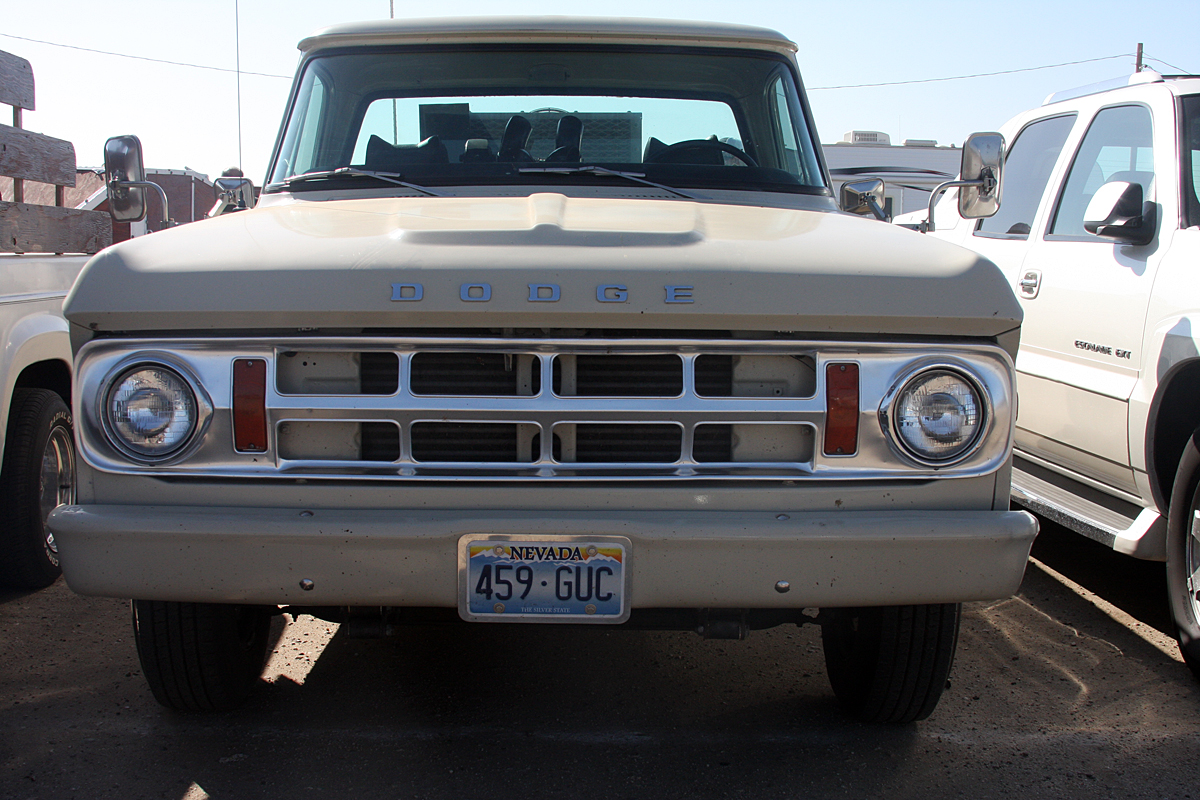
[[1189, 507, 1200, 624], [39, 425, 75, 556]]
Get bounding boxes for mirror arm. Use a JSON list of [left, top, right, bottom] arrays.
[[110, 179, 172, 228], [864, 195, 887, 222], [921, 177, 989, 234]]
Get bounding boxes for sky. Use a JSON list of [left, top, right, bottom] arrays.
[[4, 0, 1197, 186]]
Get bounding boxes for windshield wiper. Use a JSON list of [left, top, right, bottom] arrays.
[[281, 167, 444, 196], [518, 166, 702, 200]]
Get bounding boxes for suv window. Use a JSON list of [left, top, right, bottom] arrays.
[[1049, 105, 1154, 238], [1182, 94, 1200, 229], [976, 114, 1075, 239]]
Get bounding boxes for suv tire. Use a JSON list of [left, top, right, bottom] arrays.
[[1166, 429, 1200, 679]]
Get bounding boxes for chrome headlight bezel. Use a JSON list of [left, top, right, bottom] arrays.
[[878, 363, 992, 467], [99, 357, 213, 464]]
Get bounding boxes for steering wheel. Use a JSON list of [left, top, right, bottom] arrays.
[[645, 139, 758, 167]]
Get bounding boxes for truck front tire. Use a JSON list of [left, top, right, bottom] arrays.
[[133, 600, 273, 712], [821, 603, 960, 723], [0, 389, 74, 589], [1166, 429, 1200, 679]]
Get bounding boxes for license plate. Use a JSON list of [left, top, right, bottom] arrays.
[[458, 535, 630, 623]]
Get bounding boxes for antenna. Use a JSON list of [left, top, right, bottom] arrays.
[[235, 0, 243, 168], [391, 1, 398, 144]]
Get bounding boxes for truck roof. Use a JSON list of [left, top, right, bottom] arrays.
[[298, 16, 798, 56]]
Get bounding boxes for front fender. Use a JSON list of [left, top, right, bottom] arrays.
[[0, 310, 73, 454]]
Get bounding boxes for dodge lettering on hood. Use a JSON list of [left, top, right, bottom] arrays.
[[51, 17, 1036, 722]]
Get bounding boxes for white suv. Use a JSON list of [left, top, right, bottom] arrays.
[[922, 70, 1200, 676]]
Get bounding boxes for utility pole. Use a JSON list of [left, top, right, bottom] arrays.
[[1136, 43, 1143, 73]]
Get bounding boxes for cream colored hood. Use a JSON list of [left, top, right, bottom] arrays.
[[65, 193, 1021, 338]]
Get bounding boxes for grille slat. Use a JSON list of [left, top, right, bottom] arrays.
[[411, 422, 521, 462], [411, 353, 540, 396], [554, 355, 682, 397], [574, 424, 682, 463]]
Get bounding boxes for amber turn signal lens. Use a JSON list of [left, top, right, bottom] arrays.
[[233, 359, 268, 452], [824, 363, 859, 456]]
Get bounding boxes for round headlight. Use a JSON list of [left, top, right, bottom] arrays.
[[892, 369, 985, 463], [106, 365, 198, 458]]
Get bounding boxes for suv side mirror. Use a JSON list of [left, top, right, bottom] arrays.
[[957, 132, 1004, 220], [209, 177, 255, 217], [919, 131, 1006, 233], [840, 178, 888, 221], [1084, 180, 1155, 245], [104, 135, 147, 223]]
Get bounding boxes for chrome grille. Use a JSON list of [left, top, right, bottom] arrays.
[[74, 334, 1016, 481]]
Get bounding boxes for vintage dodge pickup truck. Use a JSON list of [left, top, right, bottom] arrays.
[[51, 17, 1037, 722]]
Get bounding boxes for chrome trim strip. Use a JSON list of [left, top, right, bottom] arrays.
[[75, 335, 1015, 481]]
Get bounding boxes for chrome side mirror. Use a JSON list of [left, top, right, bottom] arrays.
[[1083, 180, 1155, 245], [103, 135, 171, 227], [957, 132, 1004, 220], [839, 178, 888, 221], [209, 177, 255, 217], [104, 135, 147, 222], [920, 131, 1006, 233]]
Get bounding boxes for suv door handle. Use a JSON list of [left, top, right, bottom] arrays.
[[1018, 269, 1042, 299]]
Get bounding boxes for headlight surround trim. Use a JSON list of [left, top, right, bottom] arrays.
[[878, 362, 992, 467], [99, 357, 213, 464]]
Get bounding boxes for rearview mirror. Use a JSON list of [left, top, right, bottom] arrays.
[[104, 135, 147, 223], [919, 131, 1006, 233], [839, 179, 888, 221], [957, 132, 1004, 219], [210, 177, 255, 217]]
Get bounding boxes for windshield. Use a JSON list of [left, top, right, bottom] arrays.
[[267, 45, 826, 195]]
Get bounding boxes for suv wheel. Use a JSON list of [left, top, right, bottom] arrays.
[[1166, 429, 1200, 679], [821, 603, 960, 723], [133, 600, 273, 711]]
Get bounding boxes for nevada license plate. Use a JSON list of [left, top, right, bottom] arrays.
[[458, 535, 630, 623]]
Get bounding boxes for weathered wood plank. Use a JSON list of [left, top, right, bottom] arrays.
[[0, 201, 110, 254], [0, 125, 76, 186], [0, 50, 35, 111]]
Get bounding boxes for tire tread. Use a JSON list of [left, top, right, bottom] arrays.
[[133, 599, 270, 712]]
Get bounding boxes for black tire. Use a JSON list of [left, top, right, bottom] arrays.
[[132, 600, 272, 712], [0, 388, 75, 589], [821, 603, 960, 723], [1165, 428, 1200, 679]]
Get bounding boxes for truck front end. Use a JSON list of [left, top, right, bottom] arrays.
[[52, 18, 1036, 722]]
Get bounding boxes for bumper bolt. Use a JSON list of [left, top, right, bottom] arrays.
[[299, 579, 315, 591], [775, 581, 790, 594]]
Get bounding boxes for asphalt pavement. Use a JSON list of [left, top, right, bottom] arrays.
[[2, 520, 1199, 800]]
